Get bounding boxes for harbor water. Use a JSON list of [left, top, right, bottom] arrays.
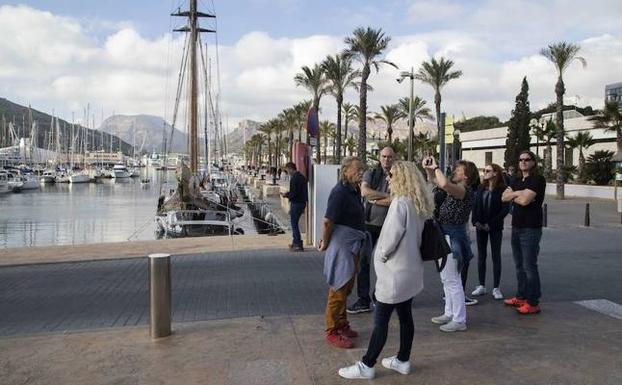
[[0, 170, 176, 248]]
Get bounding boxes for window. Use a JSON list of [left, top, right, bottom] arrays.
[[485, 151, 492, 165]]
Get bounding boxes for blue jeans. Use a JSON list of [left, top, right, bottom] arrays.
[[439, 223, 474, 273], [289, 202, 306, 247], [362, 298, 413, 367], [511, 227, 542, 306]]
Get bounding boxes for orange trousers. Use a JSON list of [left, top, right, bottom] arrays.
[[324, 254, 359, 333]]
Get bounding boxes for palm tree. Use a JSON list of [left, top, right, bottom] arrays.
[[415, 56, 462, 143], [372, 104, 404, 144], [293, 100, 312, 142], [279, 107, 298, 162], [322, 54, 361, 163], [343, 27, 396, 163], [258, 123, 273, 168], [294, 64, 329, 163], [565, 131, 595, 183], [319, 121, 336, 164], [589, 100, 622, 161], [540, 41, 587, 198], [534, 118, 557, 179], [398, 96, 433, 158], [341, 102, 356, 157]]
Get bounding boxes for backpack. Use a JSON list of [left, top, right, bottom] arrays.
[[420, 218, 450, 272]]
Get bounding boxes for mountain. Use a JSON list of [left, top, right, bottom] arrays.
[[99, 115, 188, 154], [0, 97, 133, 154]]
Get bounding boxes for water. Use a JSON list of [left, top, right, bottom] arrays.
[[0, 170, 177, 248]]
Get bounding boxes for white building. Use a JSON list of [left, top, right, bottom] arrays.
[[460, 112, 617, 169]]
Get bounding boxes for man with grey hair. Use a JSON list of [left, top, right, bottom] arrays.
[[347, 147, 396, 314], [319, 156, 370, 349]]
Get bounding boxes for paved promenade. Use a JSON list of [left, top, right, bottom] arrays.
[[1, 198, 621, 384]]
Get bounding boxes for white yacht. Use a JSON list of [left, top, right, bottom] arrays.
[[69, 171, 91, 184], [40, 170, 57, 184], [9, 170, 39, 190], [112, 164, 131, 179]]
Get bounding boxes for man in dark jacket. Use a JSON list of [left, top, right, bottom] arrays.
[[282, 162, 308, 251]]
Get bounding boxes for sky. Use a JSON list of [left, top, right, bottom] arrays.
[[1, 0, 621, 133]]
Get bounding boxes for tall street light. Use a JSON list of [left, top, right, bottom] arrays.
[[397, 68, 415, 161]]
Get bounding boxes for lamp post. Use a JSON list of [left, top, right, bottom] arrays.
[[397, 68, 415, 161]]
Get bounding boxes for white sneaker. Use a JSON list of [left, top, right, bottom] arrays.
[[381, 356, 411, 375], [492, 287, 503, 300], [338, 361, 375, 379], [471, 285, 486, 296], [430, 314, 452, 325], [439, 320, 467, 332]]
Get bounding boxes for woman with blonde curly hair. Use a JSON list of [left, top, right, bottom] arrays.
[[339, 161, 434, 380]]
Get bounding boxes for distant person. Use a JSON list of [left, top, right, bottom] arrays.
[[423, 157, 478, 332], [319, 157, 370, 349], [338, 161, 434, 380], [502, 150, 546, 314], [347, 146, 396, 315], [504, 165, 516, 186], [471, 163, 510, 300], [281, 162, 307, 252]]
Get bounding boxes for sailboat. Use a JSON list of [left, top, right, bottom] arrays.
[[155, 1, 244, 238]]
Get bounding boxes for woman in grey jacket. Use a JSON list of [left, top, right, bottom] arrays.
[[338, 161, 434, 380]]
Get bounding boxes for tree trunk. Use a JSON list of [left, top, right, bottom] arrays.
[[578, 150, 586, 183], [435, 90, 442, 167], [314, 98, 321, 164], [343, 118, 348, 158], [288, 127, 294, 162], [324, 133, 328, 164], [387, 125, 393, 144], [358, 64, 370, 163], [336, 96, 342, 163], [555, 76, 565, 199]]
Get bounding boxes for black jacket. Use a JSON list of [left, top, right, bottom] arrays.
[[471, 185, 509, 231], [287, 171, 308, 203]]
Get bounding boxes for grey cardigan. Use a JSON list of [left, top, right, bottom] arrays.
[[323, 224, 372, 290], [374, 196, 426, 304]]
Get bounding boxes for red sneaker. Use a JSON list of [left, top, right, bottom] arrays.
[[326, 332, 354, 349], [516, 303, 541, 314], [504, 297, 527, 307], [337, 324, 358, 338]]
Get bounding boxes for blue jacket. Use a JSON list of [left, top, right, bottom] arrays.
[[323, 225, 372, 290]]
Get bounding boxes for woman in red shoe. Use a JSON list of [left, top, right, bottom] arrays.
[[502, 150, 546, 314], [338, 161, 434, 380]]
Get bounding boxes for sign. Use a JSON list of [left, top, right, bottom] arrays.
[[305, 106, 319, 138], [309, 137, 317, 147]]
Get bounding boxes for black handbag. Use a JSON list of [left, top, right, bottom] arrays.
[[420, 218, 451, 272]]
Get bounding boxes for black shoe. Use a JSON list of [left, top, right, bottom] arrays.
[[291, 245, 304, 252], [346, 299, 373, 314]]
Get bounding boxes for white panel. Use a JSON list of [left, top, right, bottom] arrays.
[[312, 164, 341, 247]]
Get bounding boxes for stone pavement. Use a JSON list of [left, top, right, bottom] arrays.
[[0, 198, 621, 384]]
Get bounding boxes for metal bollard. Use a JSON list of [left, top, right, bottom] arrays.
[[543, 203, 548, 227], [149, 253, 171, 339], [584, 203, 590, 227]]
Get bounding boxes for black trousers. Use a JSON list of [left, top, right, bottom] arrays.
[[362, 298, 414, 367], [356, 224, 381, 304], [476, 228, 503, 288]]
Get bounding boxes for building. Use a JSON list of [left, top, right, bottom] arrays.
[[605, 82, 622, 108], [460, 112, 617, 169]]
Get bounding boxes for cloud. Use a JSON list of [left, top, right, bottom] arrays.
[[408, 0, 465, 23], [0, 3, 621, 139]]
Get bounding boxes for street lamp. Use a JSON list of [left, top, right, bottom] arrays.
[[529, 118, 542, 158], [397, 68, 415, 161]]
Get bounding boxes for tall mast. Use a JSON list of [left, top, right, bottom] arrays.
[[172, 0, 215, 174]]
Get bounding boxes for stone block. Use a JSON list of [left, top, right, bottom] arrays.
[[262, 184, 281, 197]]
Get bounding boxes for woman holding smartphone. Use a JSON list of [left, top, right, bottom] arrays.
[[423, 156, 479, 332]]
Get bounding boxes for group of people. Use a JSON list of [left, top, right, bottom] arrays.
[[280, 147, 546, 380]]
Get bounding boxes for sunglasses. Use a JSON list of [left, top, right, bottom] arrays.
[[519, 157, 533, 162], [387, 171, 393, 179], [484, 169, 494, 173]]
